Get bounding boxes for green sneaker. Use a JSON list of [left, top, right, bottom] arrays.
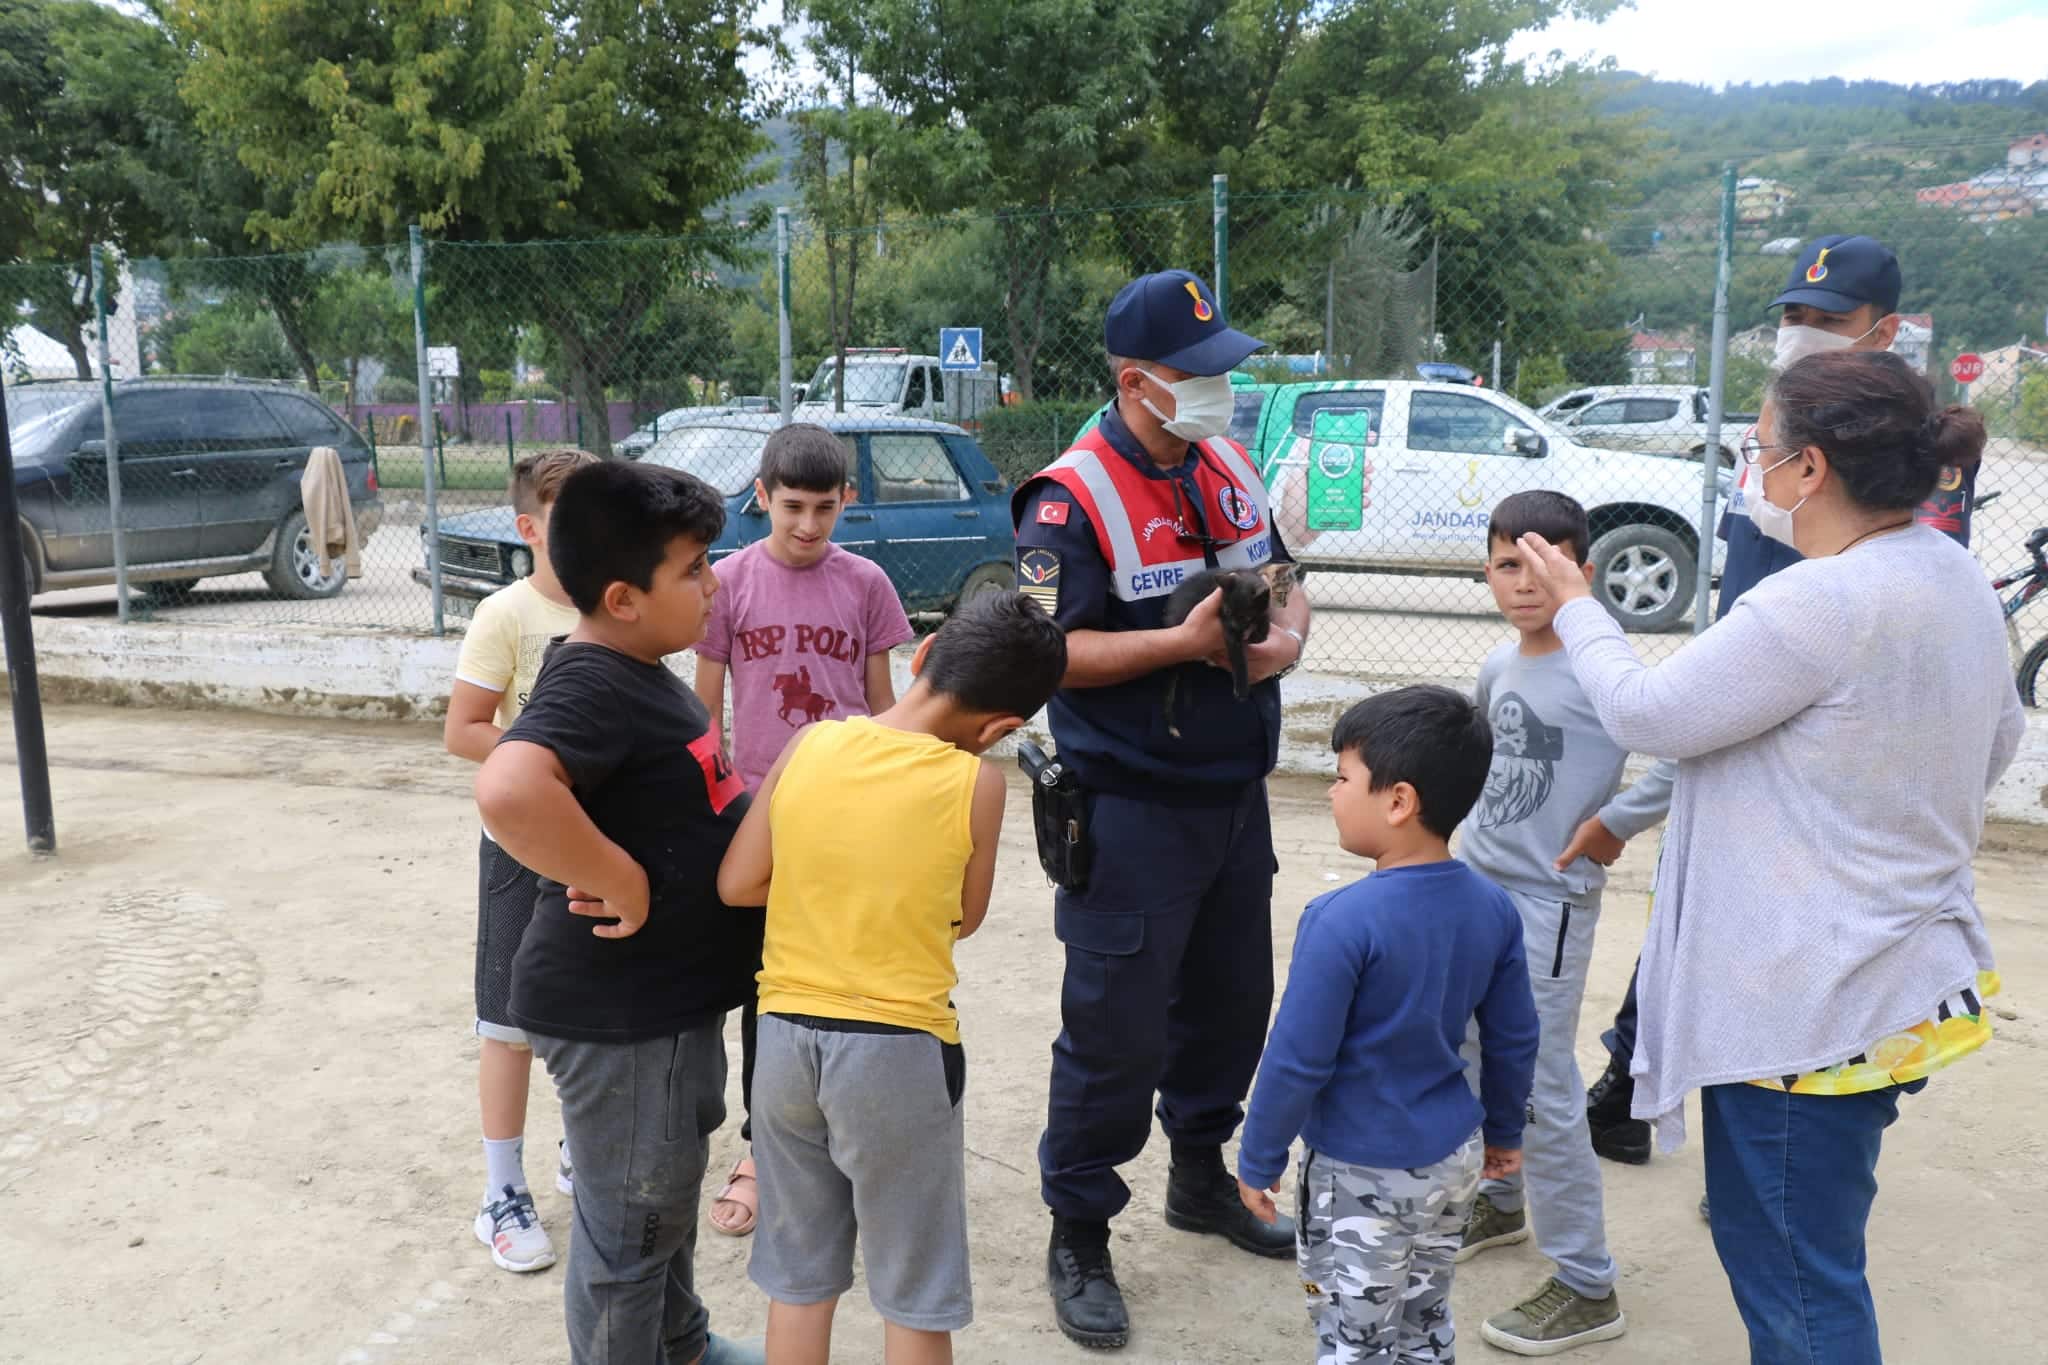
[[1480, 1277, 1627, 1356], [1454, 1193, 1528, 1263]]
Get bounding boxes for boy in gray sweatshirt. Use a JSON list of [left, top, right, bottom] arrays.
[[1455, 491, 1670, 1357]]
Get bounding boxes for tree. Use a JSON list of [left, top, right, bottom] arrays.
[[1, 0, 195, 376], [169, 0, 772, 455], [795, 0, 1179, 399], [305, 264, 414, 418]]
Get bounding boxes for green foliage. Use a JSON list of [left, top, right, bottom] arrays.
[[374, 374, 418, 403], [976, 400, 1107, 482], [2017, 370, 2048, 447], [1514, 351, 1571, 407], [160, 297, 296, 378], [1721, 351, 1773, 417]]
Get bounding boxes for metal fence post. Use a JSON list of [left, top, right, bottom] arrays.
[[1212, 173, 1229, 317], [777, 207, 794, 423], [0, 377, 56, 852], [411, 225, 444, 636], [1696, 162, 1738, 635], [90, 245, 128, 623], [506, 411, 516, 471]]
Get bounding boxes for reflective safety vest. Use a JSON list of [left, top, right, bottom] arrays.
[[1031, 427, 1275, 602]]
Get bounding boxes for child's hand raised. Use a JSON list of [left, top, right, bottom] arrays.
[[1237, 1177, 1280, 1225], [567, 862, 651, 939], [1515, 533, 1594, 607], [1483, 1145, 1523, 1181]]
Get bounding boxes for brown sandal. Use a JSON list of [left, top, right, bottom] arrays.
[[709, 1154, 757, 1237]]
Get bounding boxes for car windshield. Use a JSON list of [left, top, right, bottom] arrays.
[[806, 359, 905, 406], [7, 388, 93, 434], [639, 425, 771, 495], [8, 404, 88, 464]]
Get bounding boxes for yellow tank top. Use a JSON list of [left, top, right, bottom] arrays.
[[759, 717, 981, 1044]]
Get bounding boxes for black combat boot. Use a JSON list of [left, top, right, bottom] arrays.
[[1585, 1054, 1652, 1165], [1048, 1215, 1129, 1350], [1162, 1143, 1294, 1257]]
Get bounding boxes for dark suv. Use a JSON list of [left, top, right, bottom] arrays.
[[9, 379, 384, 600]]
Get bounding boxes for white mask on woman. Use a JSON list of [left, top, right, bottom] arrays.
[[1751, 450, 1808, 549], [1131, 368, 1235, 442]]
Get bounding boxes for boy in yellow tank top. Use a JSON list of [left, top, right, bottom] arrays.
[[717, 592, 1068, 1365]]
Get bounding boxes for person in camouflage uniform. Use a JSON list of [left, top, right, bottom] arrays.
[[1296, 1135, 1484, 1363]]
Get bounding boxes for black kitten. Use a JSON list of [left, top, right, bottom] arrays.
[[1159, 569, 1272, 737]]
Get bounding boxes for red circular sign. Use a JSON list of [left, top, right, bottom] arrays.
[[1952, 353, 1986, 384]]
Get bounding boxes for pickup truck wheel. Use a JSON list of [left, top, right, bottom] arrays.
[[263, 510, 349, 600], [954, 561, 1016, 611], [1589, 523, 1695, 632]]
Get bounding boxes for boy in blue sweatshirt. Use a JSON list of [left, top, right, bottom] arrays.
[[1238, 686, 1540, 1365]]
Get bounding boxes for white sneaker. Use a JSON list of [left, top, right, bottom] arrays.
[[474, 1185, 556, 1273], [556, 1141, 574, 1197]]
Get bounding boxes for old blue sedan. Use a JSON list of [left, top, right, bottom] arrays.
[[413, 414, 1019, 614]]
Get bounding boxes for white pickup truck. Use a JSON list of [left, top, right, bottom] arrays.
[[1248, 379, 1728, 632], [794, 349, 1004, 425]]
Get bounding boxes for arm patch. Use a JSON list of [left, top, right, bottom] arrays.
[[1017, 548, 1061, 614]]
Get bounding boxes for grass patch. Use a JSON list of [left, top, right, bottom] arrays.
[[371, 445, 516, 492]]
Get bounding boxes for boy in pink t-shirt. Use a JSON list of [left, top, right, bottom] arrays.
[[693, 422, 914, 1236]]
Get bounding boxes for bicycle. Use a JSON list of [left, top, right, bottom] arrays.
[[1987, 504, 2048, 706]]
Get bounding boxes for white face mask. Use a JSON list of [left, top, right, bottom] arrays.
[[1131, 367, 1234, 442], [1773, 318, 1883, 371], [1750, 449, 1807, 549]]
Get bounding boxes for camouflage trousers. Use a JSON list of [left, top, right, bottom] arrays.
[[1294, 1133, 1484, 1364]]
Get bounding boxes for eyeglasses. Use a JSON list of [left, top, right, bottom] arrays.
[[1739, 435, 1797, 467], [1169, 476, 1226, 551]]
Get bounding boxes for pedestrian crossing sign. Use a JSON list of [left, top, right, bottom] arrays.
[[940, 327, 983, 372]]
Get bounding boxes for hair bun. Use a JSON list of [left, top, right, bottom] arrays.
[[1929, 404, 1988, 474]]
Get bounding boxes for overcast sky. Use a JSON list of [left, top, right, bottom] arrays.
[[1506, 0, 2048, 88]]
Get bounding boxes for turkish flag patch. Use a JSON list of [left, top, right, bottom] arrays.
[[1036, 500, 1070, 526]]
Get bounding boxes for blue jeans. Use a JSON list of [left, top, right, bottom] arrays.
[[1701, 1080, 1922, 1364]]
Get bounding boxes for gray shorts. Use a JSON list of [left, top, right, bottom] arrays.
[[747, 1012, 971, 1332]]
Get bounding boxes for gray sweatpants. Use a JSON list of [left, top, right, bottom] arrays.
[[1295, 1133, 1483, 1364], [1461, 888, 1617, 1299], [528, 1023, 729, 1365]]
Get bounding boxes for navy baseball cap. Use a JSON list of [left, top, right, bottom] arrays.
[[1770, 235, 1901, 315], [1104, 270, 1264, 376]]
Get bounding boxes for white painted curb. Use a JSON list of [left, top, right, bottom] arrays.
[[4, 618, 2043, 825]]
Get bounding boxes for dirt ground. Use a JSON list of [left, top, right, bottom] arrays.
[[1, 701, 2042, 1365]]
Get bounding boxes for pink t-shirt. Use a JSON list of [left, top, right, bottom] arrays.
[[698, 541, 915, 791]]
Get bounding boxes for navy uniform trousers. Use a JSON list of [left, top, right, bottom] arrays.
[[1039, 779, 1276, 1221]]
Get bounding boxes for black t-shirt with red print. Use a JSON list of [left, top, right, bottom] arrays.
[[503, 639, 761, 1043]]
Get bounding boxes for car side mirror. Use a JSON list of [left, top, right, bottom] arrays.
[[75, 439, 107, 458], [1506, 426, 1546, 458]]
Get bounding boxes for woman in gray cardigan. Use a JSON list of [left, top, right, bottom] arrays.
[[1516, 348, 2024, 1364]]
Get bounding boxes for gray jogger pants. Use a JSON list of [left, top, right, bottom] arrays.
[[1461, 887, 1617, 1298], [528, 1023, 729, 1365], [1295, 1133, 1483, 1364]]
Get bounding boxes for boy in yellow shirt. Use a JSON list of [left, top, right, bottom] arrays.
[[443, 448, 596, 1273], [717, 592, 1068, 1365]]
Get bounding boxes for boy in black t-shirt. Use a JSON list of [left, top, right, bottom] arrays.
[[478, 459, 762, 1365]]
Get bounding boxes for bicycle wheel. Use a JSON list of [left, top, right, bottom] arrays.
[[2020, 634, 2048, 709]]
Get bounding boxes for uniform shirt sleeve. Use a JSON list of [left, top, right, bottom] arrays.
[[1014, 483, 1111, 632], [500, 651, 634, 792], [863, 560, 915, 654], [454, 590, 517, 693]]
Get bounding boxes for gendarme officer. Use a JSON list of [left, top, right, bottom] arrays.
[[1011, 270, 1312, 1349]]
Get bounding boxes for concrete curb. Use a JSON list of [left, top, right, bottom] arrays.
[[5, 617, 2044, 825]]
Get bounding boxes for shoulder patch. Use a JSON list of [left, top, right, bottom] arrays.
[[1037, 499, 1070, 526], [1017, 548, 1061, 615]]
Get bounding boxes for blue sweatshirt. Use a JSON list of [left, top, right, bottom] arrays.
[[1237, 860, 1539, 1189]]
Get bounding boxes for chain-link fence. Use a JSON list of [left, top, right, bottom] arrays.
[[7, 140, 2047, 695]]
